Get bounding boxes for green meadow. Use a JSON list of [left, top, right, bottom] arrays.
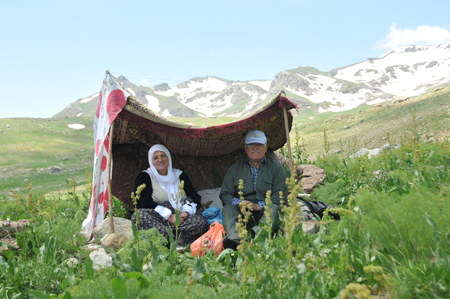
[[1, 88, 450, 298]]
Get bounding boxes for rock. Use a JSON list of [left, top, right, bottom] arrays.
[[374, 104, 383, 108], [6, 125, 10, 128], [65, 258, 79, 268], [0, 238, 20, 260], [89, 251, 112, 270], [350, 148, 369, 158], [101, 233, 128, 252], [84, 244, 104, 252], [92, 217, 133, 240], [302, 220, 320, 235], [335, 117, 342, 121], [343, 126, 349, 129], [324, 120, 329, 123], [334, 150, 342, 154], [381, 143, 390, 150], [382, 137, 387, 140], [368, 148, 383, 158], [48, 166, 63, 173], [434, 87, 443, 92], [393, 96, 409, 104], [297, 164, 326, 194], [63, 157, 70, 161], [429, 138, 435, 143], [0, 219, 30, 238], [359, 120, 364, 123]]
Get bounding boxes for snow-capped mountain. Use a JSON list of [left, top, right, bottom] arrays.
[[55, 44, 450, 118]]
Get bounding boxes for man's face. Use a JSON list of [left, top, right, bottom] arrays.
[[245, 143, 267, 165]]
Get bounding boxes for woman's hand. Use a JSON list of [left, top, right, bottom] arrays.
[[168, 214, 177, 226], [180, 211, 189, 220], [168, 212, 189, 226]]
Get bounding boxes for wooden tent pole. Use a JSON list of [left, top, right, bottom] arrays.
[[107, 121, 115, 233], [282, 101, 294, 176]]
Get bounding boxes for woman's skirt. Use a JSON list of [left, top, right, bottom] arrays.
[[131, 202, 209, 247]]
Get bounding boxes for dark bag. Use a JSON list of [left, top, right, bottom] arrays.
[[297, 196, 340, 220]]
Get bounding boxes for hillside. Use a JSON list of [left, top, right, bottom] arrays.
[[2, 87, 449, 197]]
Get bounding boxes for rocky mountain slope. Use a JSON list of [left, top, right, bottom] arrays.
[[55, 43, 450, 118]]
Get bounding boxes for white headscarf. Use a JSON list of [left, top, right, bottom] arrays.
[[144, 144, 184, 211]]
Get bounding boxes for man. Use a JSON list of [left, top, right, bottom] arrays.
[[220, 130, 288, 250]]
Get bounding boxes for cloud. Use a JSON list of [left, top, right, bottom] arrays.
[[377, 24, 450, 49]]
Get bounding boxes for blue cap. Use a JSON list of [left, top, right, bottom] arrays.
[[245, 130, 267, 144]]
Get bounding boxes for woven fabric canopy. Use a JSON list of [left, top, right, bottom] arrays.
[[110, 90, 297, 207]]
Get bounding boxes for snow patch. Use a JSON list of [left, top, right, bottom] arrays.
[[249, 80, 272, 91], [125, 88, 136, 96], [77, 113, 82, 117], [80, 93, 99, 104], [145, 95, 160, 112], [67, 124, 86, 130], [161, 109, 172, 117]]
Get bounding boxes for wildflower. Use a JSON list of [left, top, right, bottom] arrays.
[[6, 211, 9, 213], [14, 212, 17, 218], [0, 212, 2, 216], [142, 235, 147, 239], [65, 208, 71, 211]]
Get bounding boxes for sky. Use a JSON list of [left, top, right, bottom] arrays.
[[1, 0, 450, 119]]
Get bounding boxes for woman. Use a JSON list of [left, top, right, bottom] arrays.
[[131, 144, 208, 249]]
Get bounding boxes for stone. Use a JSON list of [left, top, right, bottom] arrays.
[[48, 166, 63, 173], [84, 244, 104, 252], [0, 219, 30, 238], [324, 120, 329, 123], [382, 137, 387, 140], [374, 104, 383, 108], [350, 148, 369, 158], [359, 120, 364, 123], [297, 164, 326, 194], [0, 238, 20, 260], [434, 87, 443, 92], [65, 258, 79, 268], [343, 126, 349, 129], [381, 143, 390, 150], [89, 251, 112, 270], [368, 148, 383, 158], [92, 217, 133, 240], [302, 220, 320, 235], [63, 157, 70, 161], [335, 117, 342, 121], [101, 233, 128, 252], [334, 150, 342, 154], [393, 96, 409, 104]]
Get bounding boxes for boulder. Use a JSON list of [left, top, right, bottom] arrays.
[[89, 251, 112, 270], [368, 148, 383, 158], [92, 217, 133, 240], [350, 148, 369, 158], [0, 219, 30, 238], [302, 220, 320, 234], [393, 96, 409, 104], [297, 164, 326, 194], [48, 166, 63, 173], [101, 233, 128, 252]]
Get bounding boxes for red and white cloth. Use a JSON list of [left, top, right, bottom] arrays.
[[82, 73, 130, 238]]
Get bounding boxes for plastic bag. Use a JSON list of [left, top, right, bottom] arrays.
[[202, 206, 223, 224], [191, 221, 225, 257]]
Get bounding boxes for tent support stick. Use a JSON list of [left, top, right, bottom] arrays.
[[107, 122, 115, 233], [283, 104, 294, 175]]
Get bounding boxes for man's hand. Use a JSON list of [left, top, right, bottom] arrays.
[[239, 200, 262, 214]]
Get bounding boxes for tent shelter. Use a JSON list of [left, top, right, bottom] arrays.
[[109, 86, 298, 209]]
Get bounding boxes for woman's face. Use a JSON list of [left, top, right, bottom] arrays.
[[152, 151, 169, 175]]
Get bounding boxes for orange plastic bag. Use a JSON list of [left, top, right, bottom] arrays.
[[191, 221, 226, 257]]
